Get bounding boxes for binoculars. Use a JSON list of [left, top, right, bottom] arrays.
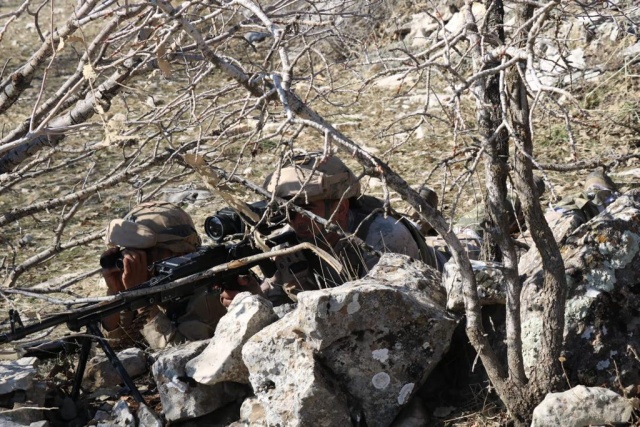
[[99, 250, 125, 270]]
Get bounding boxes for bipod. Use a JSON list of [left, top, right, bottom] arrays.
[[70, 321, 144, 404]]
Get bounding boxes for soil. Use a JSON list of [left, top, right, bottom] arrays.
[[0, 0, 639, 425]]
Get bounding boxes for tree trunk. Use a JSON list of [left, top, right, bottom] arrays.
[[462, 1, 566, 423], [507, 1, 566, 401]]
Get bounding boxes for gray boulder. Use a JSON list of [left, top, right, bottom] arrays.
[[518, 209, 585, 280], [5, 381, 47, 426], [111, 400, 135, 426], [137, 404, 163, 427], [242, 254, 457, 427], [83, 347, 147, 389], [0, 357, 39, 395], [186, 293, 278, 385], [0, 357, 49, 425], [152, 340, 248, 422], [228, 396, 268, 427], [0, 416, 46, 427], [521, 191, 640, 387], [443, 259, 506, 312], [531, 385, 633, 427]]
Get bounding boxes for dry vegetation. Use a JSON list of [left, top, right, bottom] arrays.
[[0, 0, 639, 424]]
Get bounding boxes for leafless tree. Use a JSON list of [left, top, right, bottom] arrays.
[[1, 0, 638, 423]]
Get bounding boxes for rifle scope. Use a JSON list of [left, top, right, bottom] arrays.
[[204, 208, 244, 242], [204, 201, 284, 243]]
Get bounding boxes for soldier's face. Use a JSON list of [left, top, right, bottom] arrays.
[[290, 199, 348, 247]]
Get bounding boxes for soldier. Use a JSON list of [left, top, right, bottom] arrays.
[[452, 169, 619, 261], [552, 169, 619, 222], [100, 201, 226, 349], [220, 152, 446, 307]]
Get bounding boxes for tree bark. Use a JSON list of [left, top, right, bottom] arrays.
[[461, 1, 566, 423], [508, 1, 566, 401]]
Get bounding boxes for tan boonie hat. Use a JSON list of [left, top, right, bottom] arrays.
[[105, 201, 201, 253], [265, 153, 360, 203]]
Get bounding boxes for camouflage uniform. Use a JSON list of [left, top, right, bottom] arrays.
[[102, 201, 226, 349], [453, 176, 546, 240], [262, 153, 441, 302], [550, 170, 619, 223], [451, 171, 619, 258], [452, 199, 520, 260]]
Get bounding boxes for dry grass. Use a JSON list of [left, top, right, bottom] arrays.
[[1, 0, 639, 424]]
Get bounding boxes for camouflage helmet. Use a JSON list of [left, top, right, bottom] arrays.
[[584, 169, 618, 206], [105, 201, 201, 253], [265, 153, 361, 203], [418, 184, 438, 209]]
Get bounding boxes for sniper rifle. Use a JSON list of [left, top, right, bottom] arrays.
[[0, 225, 297, 404]]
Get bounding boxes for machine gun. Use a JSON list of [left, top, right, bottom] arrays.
[[0, 223, 297, 405]]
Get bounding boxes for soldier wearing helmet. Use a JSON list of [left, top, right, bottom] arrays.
[[101, 201, 226, 349], [220, 153, 444, 307], [552, 169, 619, 222]]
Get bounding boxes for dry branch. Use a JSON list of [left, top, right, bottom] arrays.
[[0, 146, 187, 227], [0, 0, 101, 114], [0, 66, 136, 173]]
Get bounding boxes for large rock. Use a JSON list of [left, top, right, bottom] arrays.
[[152, 340, 248, 422], [83, 347, 147, 389], [405, 12, 440, 48], [443, 2, 485, 36], [521, 191, 640, 386], [0, 415, 45, 426], [112, 400, 135, 426], [531, 385, 633, 427], [518, 209, 585, 278], [242, 254, 457, 427], [9, 381, 47, 425], [0, 357, 39, 395], [186, 293, 278, 385], [228, 396, 268, 427], [138, 404, 163, 427]]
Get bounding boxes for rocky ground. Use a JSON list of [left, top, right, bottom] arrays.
[[0, 0, 640, 425]]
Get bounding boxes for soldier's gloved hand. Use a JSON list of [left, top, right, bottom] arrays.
[[101, 248, 150, 293], [219, 274, 263, 308]]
